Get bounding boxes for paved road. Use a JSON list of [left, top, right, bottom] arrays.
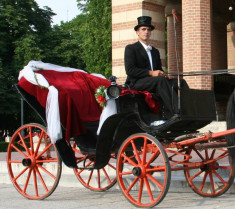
[[1, 184, 235, 209]]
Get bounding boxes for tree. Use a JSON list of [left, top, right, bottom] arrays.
[[44, 16, 86, 69], [0, 0, 55, 130], [77, 0, 112, 77]]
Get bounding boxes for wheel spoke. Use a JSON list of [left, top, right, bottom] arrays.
[[34, 131, 44, 157], [205, 150, 209, 160], [107, 162, 116, 170], [126, 177, 139, 193], [23, 168, 32, 193], [121, 153, 138, 166], [35, 167, 49, 192], [131, 139, 141, 164], [97, 170, 101, 189], [146, 174, 164, 190], [193, 148, 205, 161], [35, 143, 53, 160], [18, 132, 31, 156], [142, 137, 148, 165], [13, 167, 29, 182], [189, 170, 203, 181], [209, 172, 215, 194], [146, 165, 167, 173], [214, 165, 232, 170], [146, 149, 160, 168], [138, 178, 143, 204], [77, 161, 93, 175], [33, 169, 39, 197], [144, 177, 154, 202], [212, 170, 226, 185], [10, 144, 28, 158], [37, 164, 56, 180], [87, 169, 94, 186], [200, 171, 208, 192], [209, 149, 216, 160], [36, 158, 58, 163], [102, 168, 112, 184], [29, 127, 34, 155]]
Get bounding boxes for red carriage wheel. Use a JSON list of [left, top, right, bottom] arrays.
[[7, 123, 62, 200], [72, 142, 117, 191], [116, 133, 171, 208], [184, 145, 235, 197]]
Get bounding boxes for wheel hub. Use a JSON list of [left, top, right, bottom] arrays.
[[132, 167, 142, 176], [22, 158, 32, 167]]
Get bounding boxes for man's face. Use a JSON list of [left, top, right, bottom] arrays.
[[136, 26, 152, 43]]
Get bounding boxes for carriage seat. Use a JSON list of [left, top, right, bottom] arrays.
[[116, 88, 217, 137]]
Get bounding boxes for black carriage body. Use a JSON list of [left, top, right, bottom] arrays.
[[94, 88, 216, 168], [15, 84, 217, 169]]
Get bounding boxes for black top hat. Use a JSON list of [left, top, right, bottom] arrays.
[[134, 16, 155, 31]]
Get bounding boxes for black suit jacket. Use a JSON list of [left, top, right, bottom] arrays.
[[124, 41, 163, 86]]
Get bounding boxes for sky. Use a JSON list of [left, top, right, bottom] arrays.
[[35, 0, 80, 25]]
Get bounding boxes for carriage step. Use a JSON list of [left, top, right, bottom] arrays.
[[77, 166, 94, 170]]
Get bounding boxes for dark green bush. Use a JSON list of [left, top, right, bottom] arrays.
[[0, 142, 9, 152], [0, 141, 30, 152]]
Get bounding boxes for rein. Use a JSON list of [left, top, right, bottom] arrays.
[[166, 68, 235, 77]]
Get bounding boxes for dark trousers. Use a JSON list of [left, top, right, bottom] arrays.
[[133, 76, 189, 115]]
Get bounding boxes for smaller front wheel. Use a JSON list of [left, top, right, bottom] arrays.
[[117, 133, 171, 208]]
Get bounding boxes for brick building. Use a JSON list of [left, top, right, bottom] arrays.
[[112, 0, 235, 119]]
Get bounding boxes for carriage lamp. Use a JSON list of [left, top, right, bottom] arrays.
[[107, 83, 121, 99], [107, 76, 121, 99]]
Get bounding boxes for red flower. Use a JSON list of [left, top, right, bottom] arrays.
[[97, 95, 106, 104]]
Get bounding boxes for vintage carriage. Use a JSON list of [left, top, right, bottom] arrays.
[[6, 61, 235, 208]]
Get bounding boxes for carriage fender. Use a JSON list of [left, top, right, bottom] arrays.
[[94, 112, 144, 169]]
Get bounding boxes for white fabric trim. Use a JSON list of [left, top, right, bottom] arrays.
[[18, 60, 107, 143], [46, 86, 62, 143], [97, 98, 117, 135]]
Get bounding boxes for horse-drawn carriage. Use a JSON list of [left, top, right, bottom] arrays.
[[7, 61, 235, 208]]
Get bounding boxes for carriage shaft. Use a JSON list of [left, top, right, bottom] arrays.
[[176, 128, 235, 147], [195, 142, 228, 151]]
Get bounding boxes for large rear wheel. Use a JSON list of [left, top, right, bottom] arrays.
[[184, 145, 235, 197], [7, 123, 62, 200], [117, 133, 171, 208]]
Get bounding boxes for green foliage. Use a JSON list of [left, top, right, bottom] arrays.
[[0, 0, 112, 130], [14, 34, 44, 67], [0, 0, 55, 129], [45, 17, 86, 69], [77, 0, 112, 77]]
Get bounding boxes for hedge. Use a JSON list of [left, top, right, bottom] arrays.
[[0, 141, 30, 152]]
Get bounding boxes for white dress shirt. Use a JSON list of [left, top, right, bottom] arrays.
[[139, 41, 153, 70]]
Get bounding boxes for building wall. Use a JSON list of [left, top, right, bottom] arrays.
[[167, 14, 183, 74], [228, 22, 235, 69], [182, 0, 213, 90]]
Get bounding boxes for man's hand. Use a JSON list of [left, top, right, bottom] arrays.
[[149, 70, 165, 77]]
